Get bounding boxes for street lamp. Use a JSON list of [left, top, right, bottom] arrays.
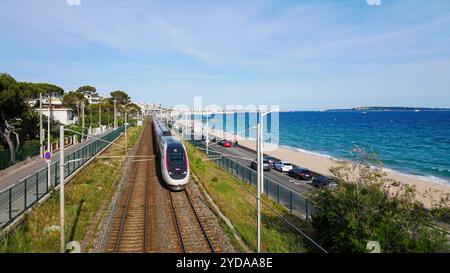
[[256, 108, 278, 253]]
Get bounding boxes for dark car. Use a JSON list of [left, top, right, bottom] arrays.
[[312, 175, 338, 188], [263, 156, 277, 167], [288, 167, 313, 181], [251, 159, 271, 171]]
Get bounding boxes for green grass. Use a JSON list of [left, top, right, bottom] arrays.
[[186, 142, 316, 253], [0, 126, 143, 253]]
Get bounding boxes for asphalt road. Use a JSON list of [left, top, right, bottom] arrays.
[[207, 141, 315, 196]]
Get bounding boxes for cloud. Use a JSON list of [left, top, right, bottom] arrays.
[[1, 0, 450, 109]]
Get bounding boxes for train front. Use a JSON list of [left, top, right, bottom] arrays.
[[163, 141, 190, 191]]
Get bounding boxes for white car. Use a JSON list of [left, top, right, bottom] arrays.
[[274, 161, 293, 172]]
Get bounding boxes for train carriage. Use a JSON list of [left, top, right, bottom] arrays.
[[153, 116, 190, 190]]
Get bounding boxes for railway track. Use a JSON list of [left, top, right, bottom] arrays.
[[107, 121, 152, 253], [168, 188, 215, 253]]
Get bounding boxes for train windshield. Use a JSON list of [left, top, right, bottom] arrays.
[[169, 152, 184, 165], [166, 144, 188, 179]]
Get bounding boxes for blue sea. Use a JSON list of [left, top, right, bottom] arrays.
[[206, 111, 450, 185]]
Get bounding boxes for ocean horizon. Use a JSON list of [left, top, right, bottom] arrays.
[[203, 110, 450, 186]]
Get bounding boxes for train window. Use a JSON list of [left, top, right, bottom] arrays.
[[168, 151, 184, 165]]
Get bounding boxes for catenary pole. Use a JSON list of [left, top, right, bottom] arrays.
[[59, 125, 65, 253], [47, 96, 52, 190], [124, 112, 128, 154], [114, 99, 117, 130], [257, 110, 262, 253], [206, 112, 209, 156], [39, 93, 43, 158]]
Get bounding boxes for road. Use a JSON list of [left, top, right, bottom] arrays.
[[207, 141, 314, 196]]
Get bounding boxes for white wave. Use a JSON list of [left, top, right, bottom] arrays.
[[280, 145, 450, 186], [384, 167, 450, 186], [279, 144, 335, 159]]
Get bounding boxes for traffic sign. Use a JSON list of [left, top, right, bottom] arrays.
[[44, 151, 52, 161]]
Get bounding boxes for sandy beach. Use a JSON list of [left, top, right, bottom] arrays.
[[207, 129, 450, 208]]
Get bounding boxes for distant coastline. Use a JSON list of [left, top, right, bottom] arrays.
[[325, 106, 450, 112]]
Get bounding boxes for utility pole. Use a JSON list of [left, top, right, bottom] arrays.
[[124, 112, 127, 154], [39, 93, 44, 158], [81, 101, 85, 140], [89, 104, 92, 135], [257, 110, 262, 253], [47, 96, 52, 155], [45, 94, 51, 190], [206, 112, 210, 156], [114, 99, 117, 130], [99, 104, 101, 129], [59, 125, 65, 253], [107, 108, 110, 130]]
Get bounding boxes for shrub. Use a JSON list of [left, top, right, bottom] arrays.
[[310, 151, 449, 253]]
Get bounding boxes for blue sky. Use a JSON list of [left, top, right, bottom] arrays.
[[1, 0, 450, 111]]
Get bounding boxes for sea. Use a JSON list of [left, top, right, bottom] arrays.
[[203, 110, 450, 185]]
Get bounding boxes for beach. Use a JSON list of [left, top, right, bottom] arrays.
[[208, 129, 450, 208]]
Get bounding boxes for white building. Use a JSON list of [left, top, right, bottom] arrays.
[[137, 102, 161, 115], [36, 107, 77, 125], [85, 94, 104, 104]]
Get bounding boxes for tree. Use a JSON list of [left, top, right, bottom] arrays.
[[77, 85, 97, 95], [0, 73, 27, 163], [63, 90, 88, 122], [310, 151, 449, 253], [126, 103, 141, 117], [17, 111, 39, 142], [19, 82, 64, 102], [110, 90, 131, 106]]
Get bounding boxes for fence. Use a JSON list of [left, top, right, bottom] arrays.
[[190, 141, 315, 221], [0, 126, 125, 230]]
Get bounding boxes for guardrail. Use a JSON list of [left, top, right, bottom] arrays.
[[189, 141, 315, 221], [0, 126, 125, 231]]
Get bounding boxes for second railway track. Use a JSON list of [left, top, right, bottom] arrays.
[[107, 121, 153, 253], [168, 188, 215, 253]]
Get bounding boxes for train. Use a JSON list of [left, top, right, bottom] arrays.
[[152, 116, 190, 191]]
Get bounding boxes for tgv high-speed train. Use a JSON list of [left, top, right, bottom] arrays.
[[153, 116, 190, 191]]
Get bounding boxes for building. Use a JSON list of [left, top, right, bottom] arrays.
[[36, 107, 77, 125], [136, 102, 161, 115], [85, 93, 104, 104], [32, 95, 77, 125]]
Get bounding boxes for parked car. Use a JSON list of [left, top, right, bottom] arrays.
[[288, 167, 313, 181], [263, 156, 277, 168], [274, 161, 293, 172], [251, 159, 272, 171], [218, 140, 233, 148], [211, 137, 217, 142], [312, 175, 338, 188]]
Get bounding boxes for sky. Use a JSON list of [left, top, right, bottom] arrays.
[[1, 0, 450, 111]]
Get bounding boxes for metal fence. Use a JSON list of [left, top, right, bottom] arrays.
[[190, 141, 315, 221], [0, 127, 124, 230]]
